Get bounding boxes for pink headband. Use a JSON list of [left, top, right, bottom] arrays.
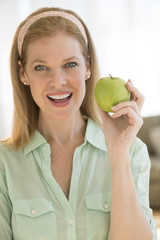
[[18, 11, 88, 57]]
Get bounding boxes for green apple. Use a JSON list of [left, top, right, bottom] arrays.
[[95, 75, 131, 112]]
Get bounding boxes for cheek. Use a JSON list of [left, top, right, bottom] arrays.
[[29, 87, 40, 107], [28, 79, 45, 103], [73, 72, 86, 87], [75, 70, 86, 84], [75, 74, 86, 99]]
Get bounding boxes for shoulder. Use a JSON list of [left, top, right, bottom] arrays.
[[130, 136, 148, 154], [0, 141, 20, 157], [0, 142, 23, 172], [130, 137, 151, 174]]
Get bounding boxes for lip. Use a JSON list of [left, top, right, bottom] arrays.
[[47, 91, 72, 108], [47, 91, 72, 96]]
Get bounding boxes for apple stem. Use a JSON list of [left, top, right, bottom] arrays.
[[109, 74, 113, 80]]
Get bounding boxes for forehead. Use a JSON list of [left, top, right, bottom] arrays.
[[26, 32, 84, 61]]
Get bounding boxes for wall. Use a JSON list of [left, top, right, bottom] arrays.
[[0, 0, 160, 138]]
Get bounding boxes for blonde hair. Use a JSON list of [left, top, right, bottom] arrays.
[[4, 7, 100, 150]]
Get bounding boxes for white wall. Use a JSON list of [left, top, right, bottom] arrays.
[[1, 0, 160, 139]]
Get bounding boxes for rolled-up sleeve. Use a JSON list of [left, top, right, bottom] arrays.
[[0, 171, 13, 240], [130, 138, 158, 240]]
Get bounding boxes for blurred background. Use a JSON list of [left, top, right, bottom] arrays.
[[0, 0, 160, 139], [0, 0, 160, 237]]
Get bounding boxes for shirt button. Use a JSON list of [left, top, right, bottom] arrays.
[[104, 203, 109, 209], [68, 219, 74, 225], [31, 209, 36, 215]]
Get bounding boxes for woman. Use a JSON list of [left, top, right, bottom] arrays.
[[0, 7, 157, 240]]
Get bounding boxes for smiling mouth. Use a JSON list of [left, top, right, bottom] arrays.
[[47, 93, 72, 103]]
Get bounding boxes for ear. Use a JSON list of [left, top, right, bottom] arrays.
[[18, 61, 29, 85], [85, 62, 91, 81]]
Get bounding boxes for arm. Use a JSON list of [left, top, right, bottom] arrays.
[[109, 151, 154, 240], [0, 171, 13, 240], [99, 80, 154, 240]]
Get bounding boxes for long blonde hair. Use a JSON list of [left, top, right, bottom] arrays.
[[4, 7, 100, 150]]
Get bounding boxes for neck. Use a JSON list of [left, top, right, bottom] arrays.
[[37, 111, 87, 145]]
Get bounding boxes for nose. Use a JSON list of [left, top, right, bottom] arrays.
[[49, 70, 67, 88]]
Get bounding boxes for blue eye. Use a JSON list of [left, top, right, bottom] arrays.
[[35, 65, 47, 71], [65, 62, 77, 68]]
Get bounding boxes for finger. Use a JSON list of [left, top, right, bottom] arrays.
[[111, 106, 143, 128], [112, 100, 140, 115], [126, 80, 145, 111]]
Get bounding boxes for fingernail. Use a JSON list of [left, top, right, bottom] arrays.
[[127, 81, 132, 87], [128, 79, 133, 85], [111, 106, 117, 111]]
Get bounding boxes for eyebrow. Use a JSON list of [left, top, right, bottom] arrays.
[[31, 59, 46, 65], [63, 56, 80, 62], [31, 56, 80, 65]]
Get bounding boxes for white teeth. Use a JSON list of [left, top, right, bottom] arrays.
[[48, 93, 71, 100]]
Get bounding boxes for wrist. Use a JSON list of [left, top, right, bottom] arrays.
[[108, 151, 131, 173]]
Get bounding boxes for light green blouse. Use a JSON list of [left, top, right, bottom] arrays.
[[0, 118, 157, 240]]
